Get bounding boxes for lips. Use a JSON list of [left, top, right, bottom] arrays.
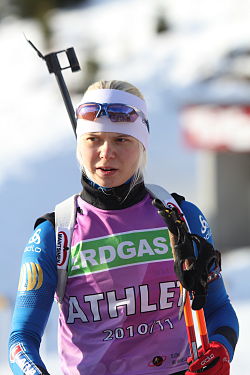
[[97, 166, 117, 171], [97, 167, 118, 175]]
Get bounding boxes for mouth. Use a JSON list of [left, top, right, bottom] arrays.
[[97, 167, 118, 175], [99, 167, 115, 171]]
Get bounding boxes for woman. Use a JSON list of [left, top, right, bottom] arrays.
[[9, 80, 238, 375]]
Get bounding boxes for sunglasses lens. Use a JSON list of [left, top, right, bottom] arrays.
[[76, 103, 143, 123], [76, 104, 99, 121], [108, 104, 139, 122]]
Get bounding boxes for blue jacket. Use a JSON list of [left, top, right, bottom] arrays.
[[8, 196, 239, 375]]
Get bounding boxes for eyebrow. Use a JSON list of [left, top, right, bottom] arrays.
[[115, 134, 131, 137], [84, 132, 131, 137]]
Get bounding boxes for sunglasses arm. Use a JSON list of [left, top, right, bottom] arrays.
[[26, 36, 80, 138]]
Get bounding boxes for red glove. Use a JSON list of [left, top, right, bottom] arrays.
[[185, 341, 230, 375]]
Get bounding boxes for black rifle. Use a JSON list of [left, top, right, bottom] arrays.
[[26, 36, 81, 137]]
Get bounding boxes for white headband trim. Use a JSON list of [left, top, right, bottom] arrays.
[[76, 118, 149, 149], [76, 89, 149, 149], [79, 89, 147, 115]]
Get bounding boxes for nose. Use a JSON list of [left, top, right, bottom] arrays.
[[99, 141, 115, 159]]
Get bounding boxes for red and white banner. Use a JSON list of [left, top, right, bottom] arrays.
[[181, 104, 250, 151]]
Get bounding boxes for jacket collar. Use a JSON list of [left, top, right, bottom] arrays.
[[80, 174, 148, 210]]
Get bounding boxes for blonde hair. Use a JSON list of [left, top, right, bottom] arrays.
[[86, 80, 145, 100], [77, 80, 147, 189]]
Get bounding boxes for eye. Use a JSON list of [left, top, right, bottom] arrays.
[[87, 136, 98, 142], [116, 137, 129, 143]]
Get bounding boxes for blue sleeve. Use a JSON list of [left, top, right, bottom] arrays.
[[180, 200, 239, 361], [8, 220, 57, 375], [180, 200, 214, 246]]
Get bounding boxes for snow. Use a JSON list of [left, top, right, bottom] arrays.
[[0, 18, 75, 186], [221, 249, 250, 374], [0, 0, 250, 373]]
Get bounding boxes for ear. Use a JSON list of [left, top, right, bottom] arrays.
[[76, 143, 85, 168]]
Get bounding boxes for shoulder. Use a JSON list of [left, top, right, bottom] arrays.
[[31, 215, 56, 254], [171, 192, 204, 220], [176, 196, 213, 244], [34, 212, 55, 229], [34, 194, 79, 230], [30, 218, 56, 248], [22, 218, 56, 268]]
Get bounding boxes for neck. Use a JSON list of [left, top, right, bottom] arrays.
[[80, 174, 147, 210], [85, 176, 133, 191]]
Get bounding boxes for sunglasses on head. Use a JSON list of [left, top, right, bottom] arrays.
[[76, 102, 149, 131]]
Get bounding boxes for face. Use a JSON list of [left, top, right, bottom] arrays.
[[78, 132, 141, 188]]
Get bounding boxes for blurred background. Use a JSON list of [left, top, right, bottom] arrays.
[[0, 0, 250, 373]]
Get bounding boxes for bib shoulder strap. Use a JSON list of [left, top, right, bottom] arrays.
[[146, 183, 172, 202], [55, 194, 79, 230], [55, 194, 79, 304], [146, 184, 185, 208], [146, 183, 190, 231]]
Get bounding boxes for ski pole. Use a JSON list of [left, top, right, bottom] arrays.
[[168, 229, 199, 360], [182, 285, 209, 359], [195, 308, 209, 352], [173, 213, 210, 355], [25, 36, 81, 137], [166, 209, 210, 359], [180, 285, 199, 361]]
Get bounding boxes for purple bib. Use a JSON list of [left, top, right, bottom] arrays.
[[58, 194, 189, 375]]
